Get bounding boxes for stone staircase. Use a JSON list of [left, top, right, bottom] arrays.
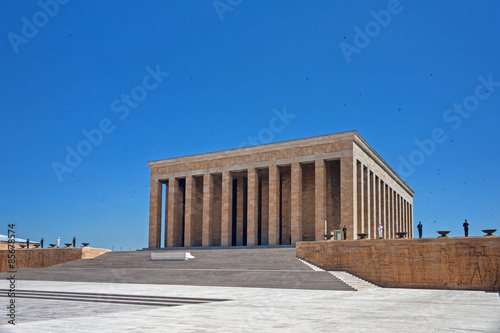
[[297, 258, 380, 290], [0, 248, 356, 291]]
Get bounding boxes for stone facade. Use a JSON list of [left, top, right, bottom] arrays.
[[148, 131, 414, 248], [296, 237, 500, 291]]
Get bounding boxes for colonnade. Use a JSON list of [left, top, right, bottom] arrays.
[[148, 157, 413, 248], [149, 159, 343, 248], [356, 160, 413, 240]]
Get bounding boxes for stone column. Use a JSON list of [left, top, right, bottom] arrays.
[[315, 159, 326, 241], [403, 198, 406, 235], [357, 162, 364, 235], [370, 171, 375, 239], [148, 178, 162, 248], [381, 181, 386, 239], [403, 198, 407, 235], [387, 185, 395, 238], [236, 177, 244, 246], [291, 163, 302, 244], [410, 203, 414, 238], [399, 196, 403, 234], [392, 191, 397, 235], [247, 168, 259, 246], [376, 177, 381, 239], [341, 157, 357, 240], [166, 182, 169, 247], [167, 178, 178, 247], [184, 176, 194, 247], [395, 193, 400, 235], [202, 173, 213, 247], [221, 171, 233, 246], [394, 191, 398, 237], [268, 165, 280, 245], [364, 167, 371, 238], [400, 196, 404, 235], [406, 201, 410, 237]]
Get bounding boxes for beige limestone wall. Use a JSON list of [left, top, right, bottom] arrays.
[[0, 247, 110, 273], [296, 237, 500, 291], [149, 133, 354, 177]]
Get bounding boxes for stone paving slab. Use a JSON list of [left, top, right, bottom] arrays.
[[0, 280, 498, 332]]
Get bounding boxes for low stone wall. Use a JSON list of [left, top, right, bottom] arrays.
[[0, 247, 110, 273], [296, 236, 500, 291]]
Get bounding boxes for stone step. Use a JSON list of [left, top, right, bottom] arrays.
[[0, 248, 355, 291], [296, 258, 380, 290]]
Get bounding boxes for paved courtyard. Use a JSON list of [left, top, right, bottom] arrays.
[[0, 280, 499, 332]]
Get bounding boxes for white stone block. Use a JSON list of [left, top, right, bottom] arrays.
[[151, 252, 195, 261]]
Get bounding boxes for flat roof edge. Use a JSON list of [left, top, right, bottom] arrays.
[[147, 130, 358, 166]]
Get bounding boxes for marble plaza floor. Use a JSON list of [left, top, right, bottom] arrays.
[[0, 279, 499, 332]]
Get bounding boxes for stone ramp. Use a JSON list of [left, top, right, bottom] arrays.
[[0, 248, 354, 291]]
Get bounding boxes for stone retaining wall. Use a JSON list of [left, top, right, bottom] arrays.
[[0, 247, 110, 273], [296, 236, 500, 291]]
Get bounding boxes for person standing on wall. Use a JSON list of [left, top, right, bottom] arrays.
[[57, 236, 60, 248], [463, 219, 469, 237], [73, 236, 76, 247], [40, 238, 44, 248], [417, 222, 423, 238], [342, 225, 347, 240], [26, 238, 30, 249], [377, 223, 383, 239]]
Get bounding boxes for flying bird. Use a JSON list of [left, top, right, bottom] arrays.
[[69, 33, 72, 37]]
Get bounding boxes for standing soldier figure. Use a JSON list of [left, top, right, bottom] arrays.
[[342, 225, 347, 240], [40, 238, 44, 248], [26, 238, 30, 249], [463, 219, 469, 237], [73, 236, 76, 247], [417, 222, 423, 238]]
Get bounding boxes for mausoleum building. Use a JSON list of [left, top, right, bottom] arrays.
[[148, 131, 414, 248]]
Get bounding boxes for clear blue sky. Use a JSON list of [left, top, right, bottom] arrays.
[[1, 1, 499, 250]]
